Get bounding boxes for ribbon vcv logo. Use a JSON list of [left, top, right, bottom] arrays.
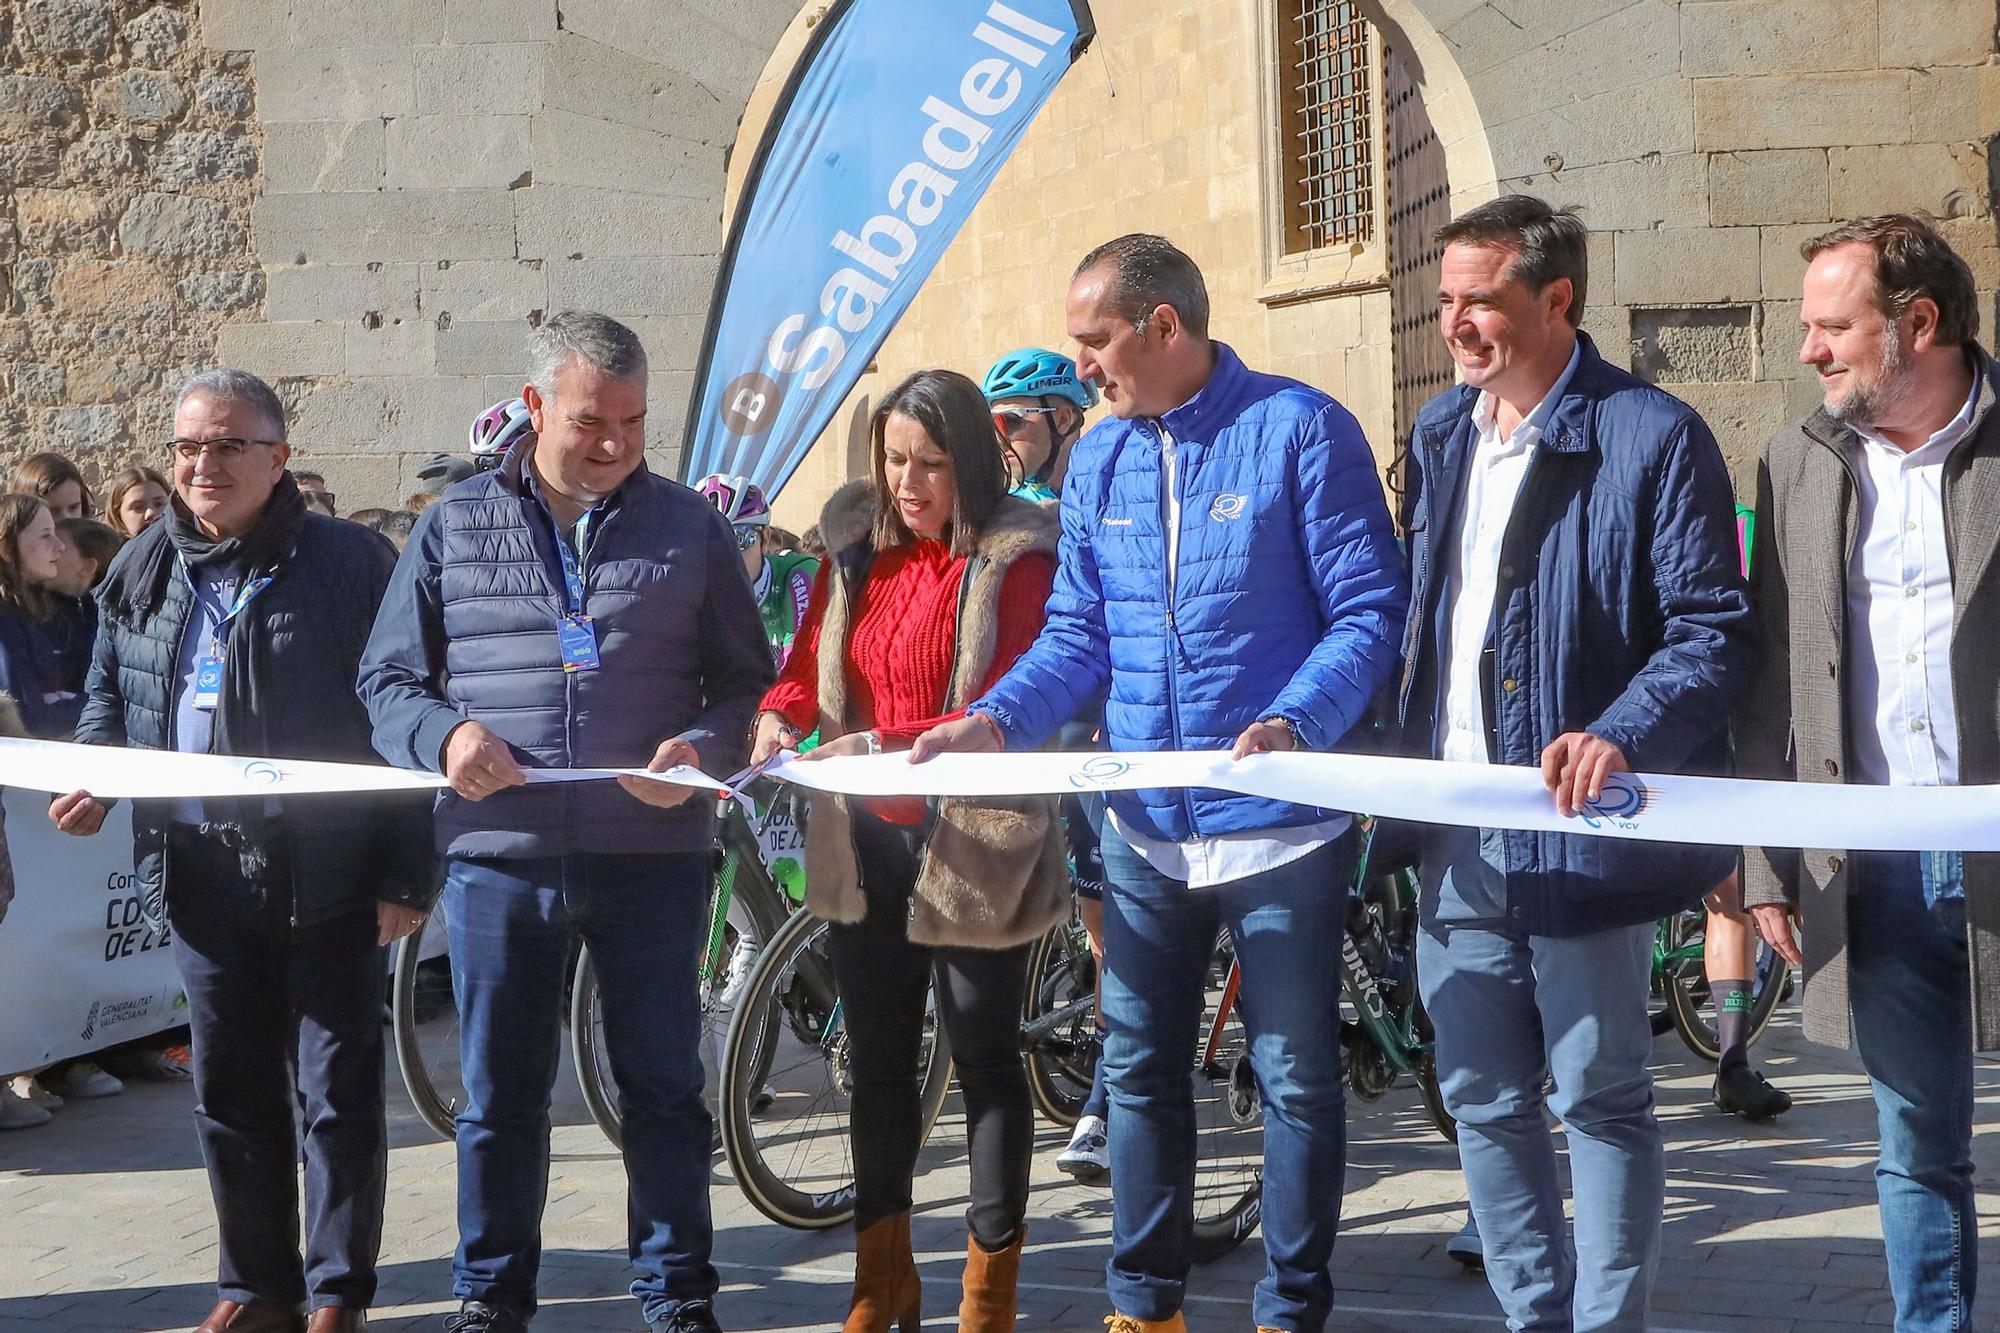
[[242, 761, 286, 786], [1578, 774, 1656, 830], [1069, 756, 1132, 790]]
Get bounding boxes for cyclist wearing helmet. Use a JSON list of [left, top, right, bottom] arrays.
[[696, 474, 818, 670], [983, 348, 1098, 504], [984, 349, 1114, 1182], [418, 397, 537, 495]]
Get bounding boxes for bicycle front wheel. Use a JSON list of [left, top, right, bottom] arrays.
[[1190, 928, 1263, 1264], [391, 910, 464, 1142], [1022, 918, 1098, 1129], [718, 910, 954, 1230]]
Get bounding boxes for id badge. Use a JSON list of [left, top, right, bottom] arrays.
[[557, 614, 601, 672], [192, 656, 223, 710]]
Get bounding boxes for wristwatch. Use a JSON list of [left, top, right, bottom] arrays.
[[1259, 715, 1300, 747], [861, 730, 883, 755]]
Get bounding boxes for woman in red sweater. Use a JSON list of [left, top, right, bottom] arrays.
[[750, 369, 1068, 1333]]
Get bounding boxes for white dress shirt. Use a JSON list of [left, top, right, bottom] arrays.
[[1107, 420, 1349, 889], [1435, 342, 1581, 765], [1846, 377, 1981, 788]]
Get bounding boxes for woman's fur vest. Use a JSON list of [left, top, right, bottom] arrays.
[[803, 481, 1068, 949]]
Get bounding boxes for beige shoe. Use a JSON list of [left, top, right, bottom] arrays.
[[1102, 1315, 1187, 1333], [9, 1074, 60, 1108]]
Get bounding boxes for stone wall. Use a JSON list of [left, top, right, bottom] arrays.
[[1, 0, 805, 509], [2, 0, 263, 486]]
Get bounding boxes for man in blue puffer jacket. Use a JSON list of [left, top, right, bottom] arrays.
[[359, 312, 772, 1333], [915, 235, 1407, 1333], [1399, 196, 1753, 1330]]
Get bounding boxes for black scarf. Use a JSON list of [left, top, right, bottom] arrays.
[[127, 473, 309, 879]]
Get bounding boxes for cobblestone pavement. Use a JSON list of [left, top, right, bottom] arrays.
[[3, 1009, 1997, 1332]]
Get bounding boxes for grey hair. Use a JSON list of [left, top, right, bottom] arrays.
[[527, 310, 648, 396], [174, 368, 287, 440], [1073, 233, 1211, 339]]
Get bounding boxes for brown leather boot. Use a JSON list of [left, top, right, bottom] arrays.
[[305, 1310, 367, 1333], [1101, 1315, 1187, 1333], [844, 1211, 920, 1333], [193, 1300, 306, 1333], [956, 1229, 1024, 1331]]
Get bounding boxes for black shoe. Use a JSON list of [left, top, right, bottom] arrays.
[[443, 1303, 529, 1333], [1714, 1063, 1793, 1121], [649, 1299, 722, 1333]]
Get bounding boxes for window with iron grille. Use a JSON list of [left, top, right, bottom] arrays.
[[1279, 0, 1376, 256]]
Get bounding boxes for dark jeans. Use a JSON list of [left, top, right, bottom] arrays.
[[1098, 826, 1355, 1332], [444, 851, 715, 1324], [828, 811, 1034, 1249], [1850, 852, 1977, 1332], [167, 825, 386, 1314]]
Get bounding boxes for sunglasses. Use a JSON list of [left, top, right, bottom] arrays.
[[992, 407, 1064, 437], [733, 525, 763, 551]]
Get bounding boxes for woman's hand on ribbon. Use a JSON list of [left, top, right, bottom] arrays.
[[443, 721, 528, 801], [797, 731, 879, 761], [1540, 731, 1630, 817], [750, 711, 800, 768], [48, 790, 107, 837]]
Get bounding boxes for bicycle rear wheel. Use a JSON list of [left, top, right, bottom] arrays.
[[391, 909, 465, 1142], [719, 910, 953, 1230], [1190, 928, 1263, 1264], [1022, 917, 1098, 1129], [1662, 911, 1790, 1063], [571, 850, 791, 1152]]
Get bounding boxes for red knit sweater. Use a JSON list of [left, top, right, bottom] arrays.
[[760, 538, 1056, 824]]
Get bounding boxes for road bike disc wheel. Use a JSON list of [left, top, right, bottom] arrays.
[[718, 910, 953, 1230], [1662, 912, 1792, 1063], [1190, 928, 1264, 1264], [1022, 920, 1098, 1129], [570, 852, 793, 1154], [391, 910, 465, 1142]]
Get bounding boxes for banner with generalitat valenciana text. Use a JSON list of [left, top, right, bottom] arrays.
[[679, 0, 1096, 498]]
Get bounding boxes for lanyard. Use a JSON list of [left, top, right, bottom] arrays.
[[180, 557, 272, 654], [551, 508, 595, 616]]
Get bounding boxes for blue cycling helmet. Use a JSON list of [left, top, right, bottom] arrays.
[[981, 348, 1099, 411]]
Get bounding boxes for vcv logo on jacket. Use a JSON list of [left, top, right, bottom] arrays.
[[1209, 493, 1249, 521]]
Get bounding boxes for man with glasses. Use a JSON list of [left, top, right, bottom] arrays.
[[51, 368, 434, 1333]]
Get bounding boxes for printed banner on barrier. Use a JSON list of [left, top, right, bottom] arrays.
[[0, 790, 184, 1072], [679, 0, 1097, 498]]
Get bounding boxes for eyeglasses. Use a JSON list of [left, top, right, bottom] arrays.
[[993, 407, 1063, 437], [166, 437, 282, 463], [733, 525, 763, 551]]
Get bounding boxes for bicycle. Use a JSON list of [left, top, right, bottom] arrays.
[[391, 786, 802, 1146], [718, 816, 1454, 1260]]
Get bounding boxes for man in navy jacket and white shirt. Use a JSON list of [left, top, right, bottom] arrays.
[[1397, 196, 1753, 1330], [914, 234, 1408, 1333]]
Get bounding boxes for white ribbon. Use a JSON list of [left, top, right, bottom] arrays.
[[6, 736, 1996, 854]]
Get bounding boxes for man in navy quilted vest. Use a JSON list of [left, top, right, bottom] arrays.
[[360, 311, 773, 1333], [1397, 196, 1753, 1329], [913, 235, 1409, 1333]]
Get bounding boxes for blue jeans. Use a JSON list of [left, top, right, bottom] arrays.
[[444, 852, 716, 1324], [1418, 828, 1661, 1332], [1099, 827, 1353, 1331], [1850, 852, 1976, 1332]]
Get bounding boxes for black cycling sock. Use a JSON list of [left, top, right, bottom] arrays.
[[1713, 978, 1752, 1072]]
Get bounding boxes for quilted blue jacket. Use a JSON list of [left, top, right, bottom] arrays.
[[1396, 333, 1755, 934], [973, 344, 1408, 842], [359, 446, 773, 859]]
